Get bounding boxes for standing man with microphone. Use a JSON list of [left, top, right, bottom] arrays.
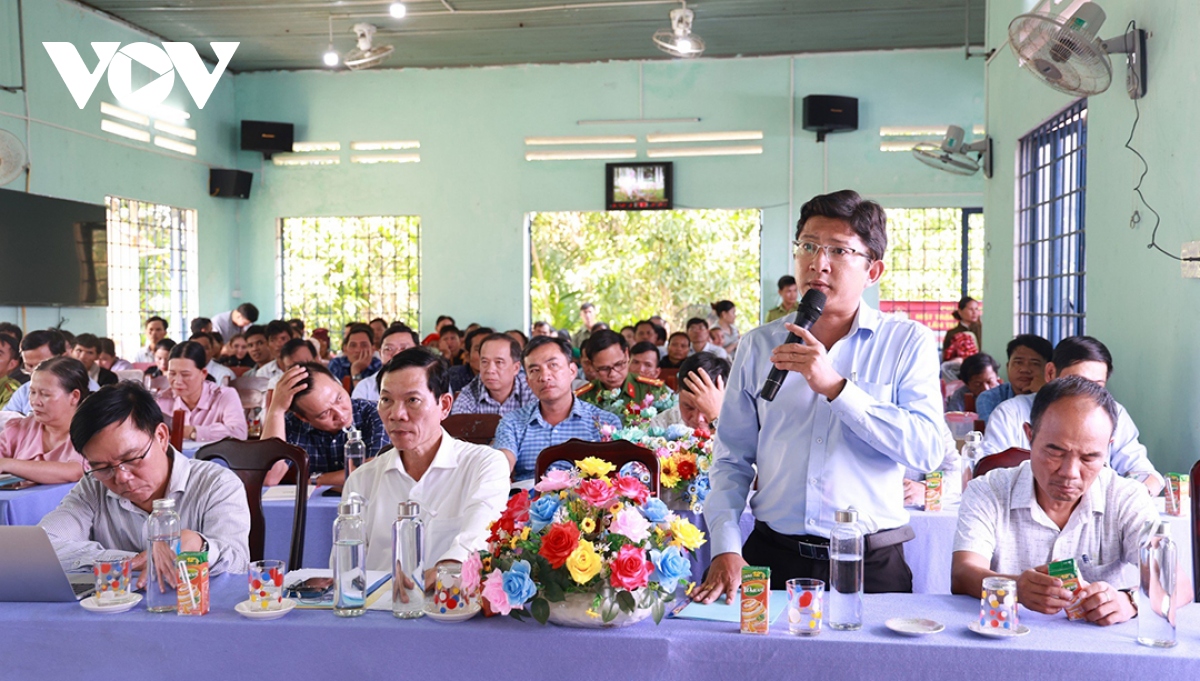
[[694, 190, 946, 599]]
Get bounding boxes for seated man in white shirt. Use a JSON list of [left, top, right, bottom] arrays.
[[134, 316, 168, 364], [352, 325, 418, 403], [978, 336, 1163, 495], [950, 376, 1181, 625], [342, 349, 509, 587], [685, 317, 730, 361], [251, 320, 294, 383], [39, 382, 251, 581]]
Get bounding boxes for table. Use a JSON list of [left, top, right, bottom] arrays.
[[2, 574, 1197, 680], [0, 484, 73, 526], [262, 490, 340, 568]]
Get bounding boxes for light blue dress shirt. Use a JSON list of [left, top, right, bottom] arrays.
[[977, 393, 1163, 488], [3, 376, 102, 415], [704, 302, 946, 556], [493, 397, 622, 482]]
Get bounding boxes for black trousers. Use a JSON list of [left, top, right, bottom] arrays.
[[742, 524, 914, 593]]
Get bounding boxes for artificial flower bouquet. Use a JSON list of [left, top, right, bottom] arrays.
[[600, 423, 713, 512], [594, 387, 678, 426], [470, 457, 706, 626]]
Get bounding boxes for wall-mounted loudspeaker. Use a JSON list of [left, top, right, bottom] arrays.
[[802, 95, 859, 142], [209, 169, 252, 199], [240, 120, 294, 158]]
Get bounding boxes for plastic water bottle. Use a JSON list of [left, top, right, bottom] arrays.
[[344, 425, 366, 476], [392, 501, 425, 619], [145, 498, 181, 612], [332, 495, 367, 617], [961, 431, 983, 473], [1138, 519, 1178, 647], [828, 508, 864, 630]]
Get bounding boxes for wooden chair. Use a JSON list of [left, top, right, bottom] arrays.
[[974, 419, 987, 435], [535, 438, 661, 497], [963, 392, 977, 412], [232, 375, 268, 409], [195, 437, 309, 569], [660, 368, 679, 392], [973, 447, 1030, 478], [1189, 458, 1200, 592], [231, 366, 252, 378], [169, 409, 185, 451], [442, 413, 501, 445], [341, 375, 353, 392], [132, 362, 154, 371]]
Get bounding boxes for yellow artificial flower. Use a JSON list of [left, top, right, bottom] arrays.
[[566, 539, 603, 584], [577, 457, 616, 478], [661, 457, 678, 476], [661, 472, 681, 489], [608, 503, 623, 515], [685, 581, 696, 596], [482, 556, 492, 572], [520, 526, 531, 541], [581, 517, 597, 534], [697, 457, 711, 472], [669, 517, 707, 550], [586, 608, 600, 619]]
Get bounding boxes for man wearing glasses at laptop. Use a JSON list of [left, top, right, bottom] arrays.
[[38, 383, 250, 586]]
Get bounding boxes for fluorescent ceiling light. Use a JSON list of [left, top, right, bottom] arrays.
[[350, 140, 420, 151], [118, 102, 190, 124], [525, 135, 637, 146], [577, 117, 700, 125], [525, 150, 638, 162], [879, 126, 949, 137], [646, 130, 763, 143], [153, 120, 196, 140], [646, 145, 762, 158], [101, 119, 151, 143], [292, 141, 342, 152], [879, 142, 919, 152], [272, 154, 340, 166], [153, 136, 197, 156], [351, 153, 420, 164], [100, 102, 148, 127]]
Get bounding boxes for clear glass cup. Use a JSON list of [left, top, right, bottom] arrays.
[[248, 560, 287, 611], [428, 563, 470, 615], [980, 576, 1018, 631], [786, 578, 824, 636], [93, 557, 134, 605]]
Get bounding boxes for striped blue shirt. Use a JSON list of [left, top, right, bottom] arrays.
[[493, 397, 622, 482], [450, 371, 537, 417]]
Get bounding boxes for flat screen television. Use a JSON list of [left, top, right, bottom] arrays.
[[606, 162, 673, 210], [0, 188, 107, 307]]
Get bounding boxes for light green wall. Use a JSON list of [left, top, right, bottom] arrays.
[[233, 49, 984, 333], [984, 0, 1200, 473], [0, 0, 239, 339]]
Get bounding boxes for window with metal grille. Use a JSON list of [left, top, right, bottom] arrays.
[[105, 196, 198, 360], [278, 216, 420, 339], [1016, 99, 1087, 345], [879, 207, 984, 341]]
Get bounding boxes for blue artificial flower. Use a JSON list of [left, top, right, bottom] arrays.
[[616, 427, 647, 443], [641, 497, 670, 524], [665, 423, 693, 441], [502, 560, 538, 606], [649, 546, 692, 592], [528, 495, 561, 532]]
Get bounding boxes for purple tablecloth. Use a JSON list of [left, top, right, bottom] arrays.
[[262, 491, 340, 569], [0, 484, 74, 526], [2, 573, 1197, 680]]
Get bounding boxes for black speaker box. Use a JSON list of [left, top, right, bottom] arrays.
[[209, 169, 253, 199], [802, 95, 859, 142], [240, 120, 294, 157]]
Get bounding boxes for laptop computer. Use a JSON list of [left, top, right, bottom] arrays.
[[0, 526, 97, 601]]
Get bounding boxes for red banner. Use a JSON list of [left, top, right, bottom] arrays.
[[879, 300, 959, 332]]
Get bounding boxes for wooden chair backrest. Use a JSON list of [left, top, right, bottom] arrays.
[[534, 438, 660, 497], [973, 447, 1030, 478], [441, 413, 502, 446], [660, 368, 679, 392]]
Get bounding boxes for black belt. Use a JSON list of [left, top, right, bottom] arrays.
[[754, 520, 914, 561]]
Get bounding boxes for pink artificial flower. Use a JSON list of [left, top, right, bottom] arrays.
[[461, 552, 483, 597], [612, 475, 650, 505], [610, 545, 653, 591], [608, 508, 651, 543], [482, 569, 514, 615], [577, 478, 617, 508], [535, 468, 578, 492]]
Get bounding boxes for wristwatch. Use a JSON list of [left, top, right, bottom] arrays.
[[1119, 588, 1138, 616]]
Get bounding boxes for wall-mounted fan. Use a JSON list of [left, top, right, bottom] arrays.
[[653, 4, 704, 58], [0, 129, 29, 186], [344, 23, 395, 70], [912, 126, 991, 177], [1008, 1, 1147, 98]]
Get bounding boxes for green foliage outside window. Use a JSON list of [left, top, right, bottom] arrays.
[[530, 209, 762, 333], [880, 208, 984, 303]]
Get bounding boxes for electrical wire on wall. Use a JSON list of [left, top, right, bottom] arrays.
[[1123, 20, 1197, 262]]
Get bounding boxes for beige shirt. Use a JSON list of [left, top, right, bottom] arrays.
[[342, 429, 510, 572], [953, 461, 1156, 589]]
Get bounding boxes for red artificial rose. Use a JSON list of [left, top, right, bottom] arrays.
[[538, 522, 581, 569], [675, 459, 697, 481], [612, 475, 650, 505], [609, 544, 653, 591], [578, 478, 618, 508], [503, 492, 531, 523]]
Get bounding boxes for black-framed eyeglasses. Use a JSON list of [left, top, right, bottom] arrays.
[[85, 438, 154, 481], [792, 239, 873, 263], [594, 359, 628, 376]]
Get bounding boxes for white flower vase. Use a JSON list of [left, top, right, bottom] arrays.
[[546, 591, 652, 628]]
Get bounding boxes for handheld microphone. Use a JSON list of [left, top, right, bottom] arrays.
[[759, 288, 827, 402]]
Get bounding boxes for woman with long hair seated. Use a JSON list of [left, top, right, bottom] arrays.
[[0, 356, 89, 484], [156, 341, 248, 442]]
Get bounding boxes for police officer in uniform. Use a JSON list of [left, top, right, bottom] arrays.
[[574, 330, 672, 424]]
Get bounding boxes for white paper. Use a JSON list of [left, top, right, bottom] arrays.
[[262, 484, 313, 501]]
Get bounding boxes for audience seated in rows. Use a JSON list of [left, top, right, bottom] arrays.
[[217, 332, 256, 369], [710, 300, 740, 356], [575, 330, 672, 424], [343, 349, 509, 579], [156, 341, 248, 443], [189, 332, 234, 386], [447, 326, 492, 395], [328, 323, 380, 388], [134, 316, 168, 364], [0, 333, 21, 410], [71, 334, 118, 388], [974, 334, 1052, 421], [628, 341, 662, 380], [265, 338, 318, 404], [437, 325, 465, 367], [353, 325, 418, 403], [942, 296, 982, 358], [450, 333, 536, 417], [945, 352, 1001, 412], [685, 317, 730, 361], [40, 382, 250, 577], [978, 336, 1163, 495], [660, 332, 691, 369], [97, 337, 133, 373], [0, 357, 88, 484], [4, 330, 100, 416], [142, 338, 176, 379]]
